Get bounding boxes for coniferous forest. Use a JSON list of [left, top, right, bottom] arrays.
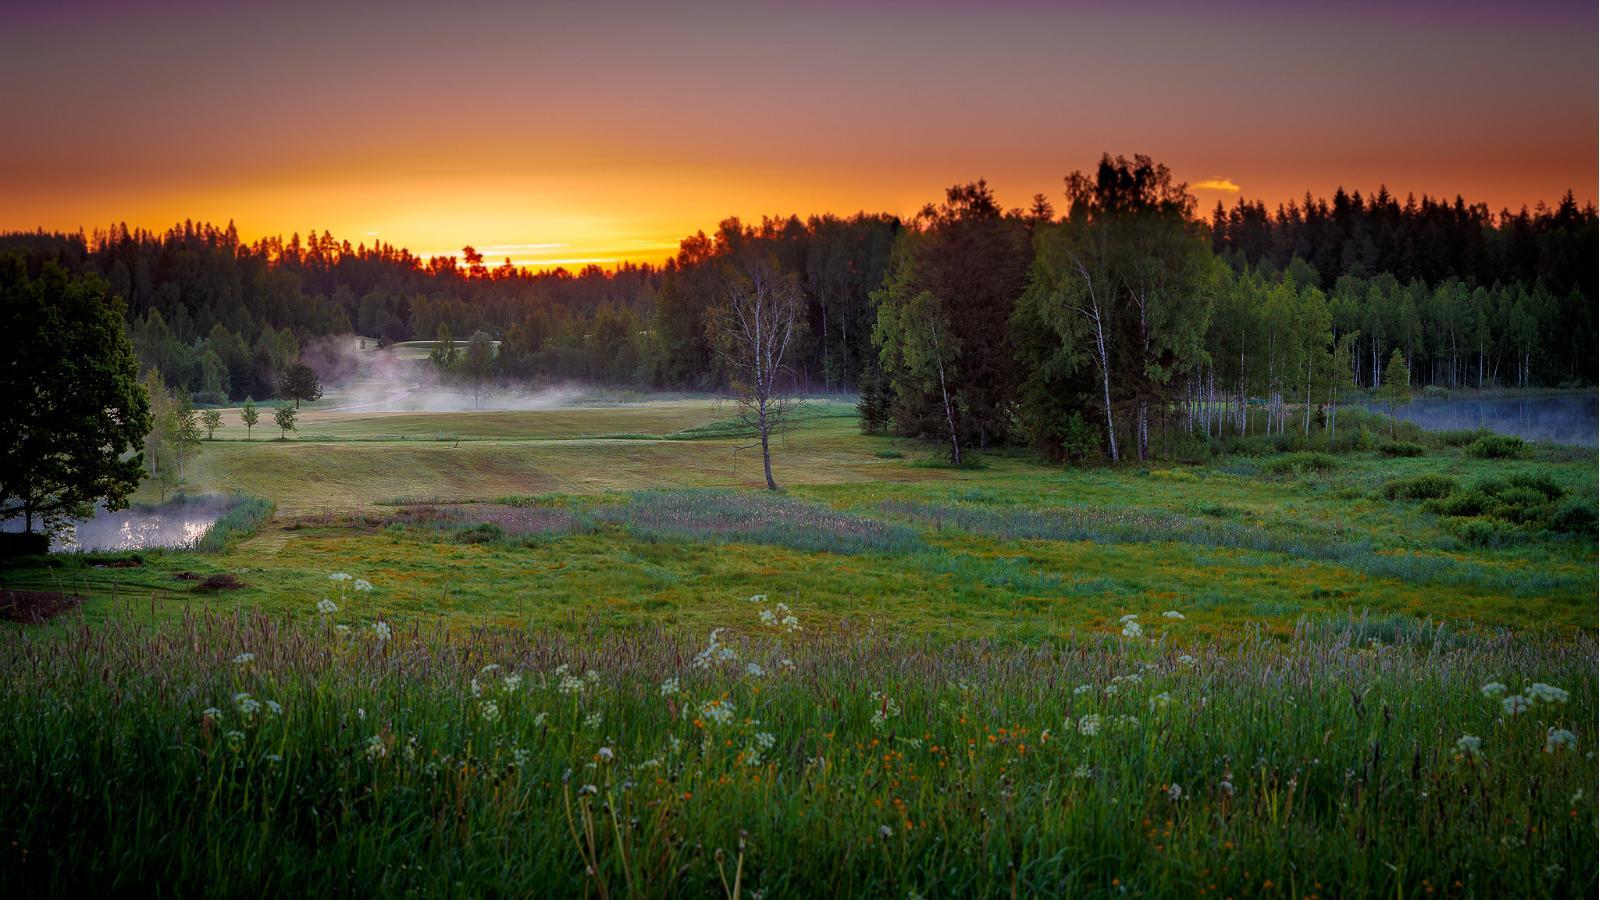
[[2, 155, 1593, 462]]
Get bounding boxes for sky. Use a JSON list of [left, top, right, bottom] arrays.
[[3, 0, 1595, 269]]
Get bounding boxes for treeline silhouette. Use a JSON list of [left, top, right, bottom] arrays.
[[0, 164, 1592, 434]]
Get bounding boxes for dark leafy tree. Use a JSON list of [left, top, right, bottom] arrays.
[[0, 258, 151, 535], [277, 362, 322, 408]]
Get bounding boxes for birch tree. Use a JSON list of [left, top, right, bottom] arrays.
[[711, 257, 803, 490]]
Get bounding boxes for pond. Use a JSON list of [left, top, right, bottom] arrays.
[[2, 497, 229, 553], [1362, 393, 1597, 448]]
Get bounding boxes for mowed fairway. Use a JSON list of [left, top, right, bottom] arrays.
[[173, 400, 918, 512], [17, 398, 1594, 636]]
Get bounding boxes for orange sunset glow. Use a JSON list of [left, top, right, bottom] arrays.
[[3, 0, 1594, 268]]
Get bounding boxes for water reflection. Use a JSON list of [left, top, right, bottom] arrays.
[[1362, 393, 1597, 448], [3, 499, 225, 552]]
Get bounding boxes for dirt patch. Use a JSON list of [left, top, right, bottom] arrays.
[[194, 573, 246, 591], [174, 571, 203, 581], [0, 589, 83, 623]]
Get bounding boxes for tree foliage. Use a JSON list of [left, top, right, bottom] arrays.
[[0, 258, 151, 534]]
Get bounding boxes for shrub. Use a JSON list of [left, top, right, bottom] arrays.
[[195, 495, 275, 553], [1422, 385, 1449, 399], [1382, 475, 1455, 501], [1466, 434, 1524, 459], [1059, 412, 1104, 463], [1443, 516, 1527, 548], [1547, 503, 1599, 534], [1260, 452, 1341, 476], [1422, 490, 1493, 517], [1428, 428, 1489, 448], [1378, 441, 1425, 458], [1505, 472, 1565, 501], [873, 449, 905, 459]]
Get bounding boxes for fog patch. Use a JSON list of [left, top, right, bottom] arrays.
[[307, 335, 592, 413], [2, 496, 237, 552], [1363, 393, 1597, 448]]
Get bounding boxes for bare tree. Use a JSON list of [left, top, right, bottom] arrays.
[[713, 257, 802, 490]]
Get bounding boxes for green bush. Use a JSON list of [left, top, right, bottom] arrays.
[[1422, 385, 1449, 399], [1059, 412, 1104, 463], [1383, 475, 1456, 501], [1260, 451, 1341, 476], [1443, 516, 1528, 548], [1428, 428, 1490, 448], [1423, 490, 1493, 517], [1378, 441, 1425, 458], [195, 495, 275, 553], [1466, 434, 1524, 459], [873, 449, 905, 459], [1505, 472, 1565, 501], [1547, 503, 1599, 534]]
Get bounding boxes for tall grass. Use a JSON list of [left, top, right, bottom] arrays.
[[598, 490, 925, 556], [879, 499, 1577, 596], [0, 602, 1592, 897], [194, 494, 275, 553]]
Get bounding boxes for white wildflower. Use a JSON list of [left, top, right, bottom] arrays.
[[1479, 682, 1506, 699], [232, 652, 255, 665], [1121, 619, 1143, 639], [745, 662, 765, 678], [1162, 611, 1185, 620], [700, 699, 735, 726], [316, 598, 339, 615], [352, 578, 374, 593], [878, 825, 894, 839], [334, 624, 351, 636], [869, 691, 902, 732], [265, 700, 283, 716], [224, 730, 245, 750], [583, 711, 603, 730], [1073, 764, 1093, 779], [659, 677, 681, 697], [1167, 783, 1182, 801], [1455, 735, 1483, 757], [502, 673, 523, 692], [371, 621, 392, 642], [747, 594, 767, 604], [1527, 683, 1570, 704], [233, 692, 261, 718], [597, 747, 614, 762], [1177, 654, 1196, 666], [1502, 694, 1531, 716], [1149, 692, 1173, 712], [202, 706, 223, 721], [533, 711, 548, 727], [1077, 715, 1102, 736], [329, 573, 353, 582], [480, 700, 500, 721], [1545, 728, 1577, 754], [365, 735, 386, 759], [1073, 684, 1095, 696]]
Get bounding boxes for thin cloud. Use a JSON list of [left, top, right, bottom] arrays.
[[1194, 177, 1241, 193]]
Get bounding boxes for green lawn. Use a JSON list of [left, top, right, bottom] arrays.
[[12, 400, 1594, 635]]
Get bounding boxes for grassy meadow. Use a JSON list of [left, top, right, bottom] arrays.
[[2, 398, 1596, 896]]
